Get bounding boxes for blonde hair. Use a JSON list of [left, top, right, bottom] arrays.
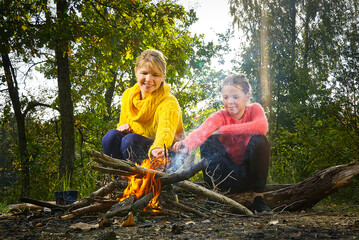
[[135, 49, 167, 76], [222, 73, 251, 94]]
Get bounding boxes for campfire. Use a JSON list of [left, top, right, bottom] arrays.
[[87, 150, 253, 218], [17, 151, 359, 227], [119, 157, 168, 212]]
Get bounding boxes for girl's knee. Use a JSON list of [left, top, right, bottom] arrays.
[[121, 133, 136, 149], [102, 129, 121, 144], [249, 135, 270, 149]]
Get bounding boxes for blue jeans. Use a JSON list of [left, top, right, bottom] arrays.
[[102, 129, 153, 164], [200, 135, 270, 193]]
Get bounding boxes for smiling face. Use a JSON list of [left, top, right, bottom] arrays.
[[222, 85, 250, 120], [135, 63, 165, 99]]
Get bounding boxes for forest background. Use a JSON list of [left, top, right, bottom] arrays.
[[0, 0, 358, 207]]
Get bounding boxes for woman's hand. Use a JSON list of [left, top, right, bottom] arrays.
[[172, 140, 189, 154], [117, 124, 132, 134]]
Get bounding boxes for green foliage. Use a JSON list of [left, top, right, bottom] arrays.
[[2, 0, 358, 205], [230, 0, 359, 189], [0, 0, 230, 203], [0, 202, 9, 215]]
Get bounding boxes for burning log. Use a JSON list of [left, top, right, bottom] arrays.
[[159, 159, 208, 185], [91, 151, 159, 177], [227, 161, 359, 211], [90, 165, 134, 176], [106, 193, 154, 218]]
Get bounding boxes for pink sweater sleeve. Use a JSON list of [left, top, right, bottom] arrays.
[[183, 112, 224, 152], [219, 103, 268, 135]]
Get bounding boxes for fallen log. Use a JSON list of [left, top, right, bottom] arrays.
[[20, 180, 127, 215], [175, 180, 253, 215], [8, 202, 48, 212], [19, 198, 67, 210], [61, 201, 116, 219], [70, 179, 127, 210], [228, 161, 359, 211], [171, 201, 208, 218]]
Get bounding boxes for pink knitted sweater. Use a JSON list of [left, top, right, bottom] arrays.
[[184, 103, 268, 164]]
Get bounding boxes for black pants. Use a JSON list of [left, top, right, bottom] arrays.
[[200, 135, 270, 193]]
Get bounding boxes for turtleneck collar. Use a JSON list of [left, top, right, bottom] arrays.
[[125, 83, 171, 123]]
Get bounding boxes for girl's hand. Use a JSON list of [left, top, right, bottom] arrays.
[[150, 148, 168, 160], [117, 124, 132, 133], [150, 148, 169, 172], [172, 140, 189, 154]]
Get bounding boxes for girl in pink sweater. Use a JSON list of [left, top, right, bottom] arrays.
[[173, 74, 271, 214]]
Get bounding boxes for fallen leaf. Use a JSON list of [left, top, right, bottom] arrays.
[[121, 212, 136, 227], [185, 221, 195, 225], [99, 218, 111, 227], [290, 231, 302, 238], [69, 222, 99, 231], [269, 220, 279, 225]]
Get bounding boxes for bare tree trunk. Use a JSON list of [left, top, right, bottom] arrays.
[[55, 0, 75, 178], [1, 53, 30, 197], [104, 70, 119, 121]]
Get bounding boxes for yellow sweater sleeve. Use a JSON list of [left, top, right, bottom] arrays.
[[148, 95, 181, 157]]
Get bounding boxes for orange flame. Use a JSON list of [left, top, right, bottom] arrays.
[[119, 157, 169, 211]]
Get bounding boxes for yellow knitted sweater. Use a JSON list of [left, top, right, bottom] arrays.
[[118, 83, 184, 158]]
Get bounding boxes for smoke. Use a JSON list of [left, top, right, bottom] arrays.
[[165, 151, 188, 174]]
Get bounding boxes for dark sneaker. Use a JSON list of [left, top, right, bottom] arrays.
[[251, 196, 272, 214]]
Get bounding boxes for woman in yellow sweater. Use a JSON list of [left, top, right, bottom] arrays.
[[102, 49, 184, 166]]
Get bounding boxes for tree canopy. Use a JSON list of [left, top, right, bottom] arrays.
[[0, 0, 228, 202], [229, 0, 359, 184], [1, 0, 358, 203]]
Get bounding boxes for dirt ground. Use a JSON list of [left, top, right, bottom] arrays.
[[1, 202, 359, 240]]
